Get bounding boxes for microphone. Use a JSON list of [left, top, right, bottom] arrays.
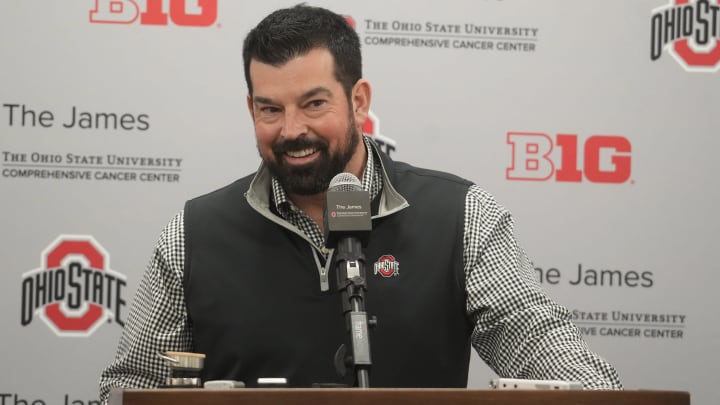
[[323, 173, 373, 387], [323, 173, 372, 249]]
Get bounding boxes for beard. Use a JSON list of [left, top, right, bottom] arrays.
[[262, 119, 361, 196]]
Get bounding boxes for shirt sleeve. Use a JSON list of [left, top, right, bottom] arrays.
[[463, 185, 622, 389], [99, 211, 193, 403]]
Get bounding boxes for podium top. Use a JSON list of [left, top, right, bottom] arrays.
[[109, 388, 690, 405]]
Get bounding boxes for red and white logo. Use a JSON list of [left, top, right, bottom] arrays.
[[374, 255, 400, 277], [363, 110, 398, 157], [89, 0, 218, 27], [344, 14, 399, 156], [20, 235, 127, 337], [650, 0, 720, 72], [506, 132, 632, 183]]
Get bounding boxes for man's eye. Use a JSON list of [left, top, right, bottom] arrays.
[[260, 106, 280, 114], [307, 100, 326, 108]]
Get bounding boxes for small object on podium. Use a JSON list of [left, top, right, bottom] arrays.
[[257, 377, 288, 388], [490, 378, 583, 390], [203, 380, 245, 389], [157, 351, 206, 388]]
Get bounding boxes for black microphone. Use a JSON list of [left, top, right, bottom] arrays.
[[323, 173, 373, 387], [323, 173, 372, 249]]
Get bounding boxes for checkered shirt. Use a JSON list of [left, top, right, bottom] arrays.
[[99, 138, 622, 403]]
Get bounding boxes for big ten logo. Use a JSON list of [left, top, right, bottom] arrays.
[[90, 0, 218, 27], [506, 132, 632, 184]]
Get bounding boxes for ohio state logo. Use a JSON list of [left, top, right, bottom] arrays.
[[344, 14, 399, 156], [363, 110, 398, 157], [90, 0, 218, 27], [20, 235, 127, 337], [650, 0, 720, 72], [374, 255, 400, 277]]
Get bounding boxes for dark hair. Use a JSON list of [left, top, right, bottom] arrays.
[[242, 4, 362, 97]]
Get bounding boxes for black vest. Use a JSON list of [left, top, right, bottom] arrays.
[[183, 153, 473, 387]]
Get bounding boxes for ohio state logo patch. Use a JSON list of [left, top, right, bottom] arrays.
[[20, 235, 127, 337], [374, 255, 400, 277]]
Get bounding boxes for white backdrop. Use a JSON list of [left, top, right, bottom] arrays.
[[1, 1, 718, 404]]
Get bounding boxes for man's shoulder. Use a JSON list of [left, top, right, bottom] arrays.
[[384, 154, 474, 189], [186, 172, 256, 207]]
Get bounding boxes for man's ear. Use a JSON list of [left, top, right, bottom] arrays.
[[246, 94, 254, 120], [351, 79, 372, 133]]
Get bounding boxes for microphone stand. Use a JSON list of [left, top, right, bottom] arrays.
[[333, 236, 375, 388]]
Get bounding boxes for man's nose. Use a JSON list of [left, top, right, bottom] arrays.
[[280, 108, 307, 140]]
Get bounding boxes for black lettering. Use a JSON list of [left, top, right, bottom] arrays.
[[62, 106, 77, 128], [82, 268, 93, 301], [665, 8, 677, 42], [600, 269, 623, 286], [569, 263, 583, 285], [651, 13, 664, 60], [682, 5, 694, 37], [697, 0, 710, 45], [96, 112, 118, 130], [3, 103, 19, 126], [136, 114, 150, 130], [21, 277, 34, 325], [115, 278, 126, 327], [104, 273, 115, 312], [67, 263, 83, 310], [624, 270, 639, 287], [35, 271, 49, 308], [92, 272, 104, 305], [119, 113, 135, 130], [53, 268, 66, 301], [535, 267, 560, 284], [641, 271, 654, 287], [78, 112, 93, 129]]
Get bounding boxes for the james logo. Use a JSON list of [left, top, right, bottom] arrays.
[[20, 235, 127, 337], [374, 255, 400, 277], [90, 0, 218, 27], [650, 0, 720, 72]]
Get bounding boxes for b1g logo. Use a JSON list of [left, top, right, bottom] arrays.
[[506, 132, 632, 183], [20, 235, 127, 337], [90, 0, 218, 27], [650, 0, 720, 72]]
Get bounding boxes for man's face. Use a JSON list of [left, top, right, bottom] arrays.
[[248, 48, 361, 196]]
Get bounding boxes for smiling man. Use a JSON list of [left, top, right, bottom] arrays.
[[99, 5, 621, 402]]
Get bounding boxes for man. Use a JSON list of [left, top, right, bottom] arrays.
[[99, 4, 621, 401]]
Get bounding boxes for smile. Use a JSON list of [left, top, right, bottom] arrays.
[[285, 148, 317, 158]]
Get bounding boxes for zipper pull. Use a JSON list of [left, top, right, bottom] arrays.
[[319, 268, 330, 292]]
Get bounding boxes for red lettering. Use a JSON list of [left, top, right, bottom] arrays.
[[507, 132, 632, 183], [506, 132, 554, 181], [91, 0, 217, 26], [584, 135, 632, 183], [555, 134, 582, 182]]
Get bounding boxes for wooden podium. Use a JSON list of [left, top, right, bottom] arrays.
[[109, 388, 690, 405]]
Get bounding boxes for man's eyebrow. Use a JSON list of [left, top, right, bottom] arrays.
[[252, 87, 333, 106], [300, 86, 333, 101], [252, 96, 275, 105]]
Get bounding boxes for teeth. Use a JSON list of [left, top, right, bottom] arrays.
[[286, 148, 316, 158]]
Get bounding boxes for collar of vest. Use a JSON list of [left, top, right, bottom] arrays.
[[245, 136, 409, 220]]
